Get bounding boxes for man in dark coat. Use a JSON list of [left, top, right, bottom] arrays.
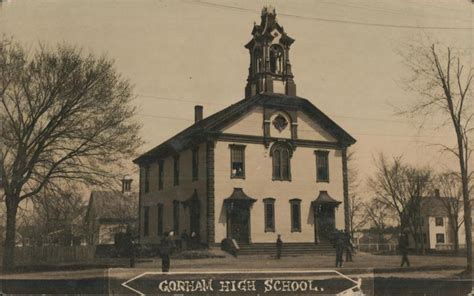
[[123, 226, 135, 268], [335, 231, 344, 268], [399, 233, 410, 267], [344, 230, 353, 262], [160, 231, 175, 272], [180, 230, 189, 250], [276, 235, 283, 259]]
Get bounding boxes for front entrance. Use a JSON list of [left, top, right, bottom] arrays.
[[227, 205, 250, 244], [314, 204, 336, 243], [189, 200, 200, 237]]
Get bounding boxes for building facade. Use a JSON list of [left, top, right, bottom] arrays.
[[409, 194, 466, 250], [134, 7, 356, 247], [84, 177, 138, 245]]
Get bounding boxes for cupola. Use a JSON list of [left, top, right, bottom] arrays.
[[244, 6, 296, 98]]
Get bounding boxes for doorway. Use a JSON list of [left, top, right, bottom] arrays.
[[314, 204, 336, 243], [189, 198, 200, 238], [227, 205, 250, 244]]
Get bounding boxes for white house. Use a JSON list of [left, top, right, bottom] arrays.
[[411, 193, 466, 250]]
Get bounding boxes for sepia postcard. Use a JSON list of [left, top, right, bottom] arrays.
[[1, 0, 474, 295]]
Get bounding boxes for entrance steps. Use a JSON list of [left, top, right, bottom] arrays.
[[237, 242, 335, 256]]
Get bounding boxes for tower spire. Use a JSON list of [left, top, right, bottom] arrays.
[[244, 6, 296, 98]]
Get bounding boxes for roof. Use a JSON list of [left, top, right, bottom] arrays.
[[134, 93, 356, 164], [224, 188, 257, 202], [85, 190, 138, 222], [420, 196, 452, 217], [246, 6, 294, 49], [312, 190, 341, 206]]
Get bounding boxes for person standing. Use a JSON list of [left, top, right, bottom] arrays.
[[335, 231, 344, 268], [344, 230, 353, 262], [190, 232, 197, 250], [276, 235, 283, 259], [160, 231, 175, 272], [123, 226, 135, 268], [181, 230, 189, 250], [399, 233, 410, 267]]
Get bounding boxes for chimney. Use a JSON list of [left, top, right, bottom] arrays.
[[122, 176, 133, 194], [194, 105, 203, 123], [434, 189, 440, 198]]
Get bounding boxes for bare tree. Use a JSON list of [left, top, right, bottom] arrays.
[[347, 150, 365, 237], [28, 186, 86, 246], [0, 40, 141, 271], [363, 197, 394, 243], [368, 154, 431, 253], [434, 171, 464, 254], [401, 42, 473, 272]]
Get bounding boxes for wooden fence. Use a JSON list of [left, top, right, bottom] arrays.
[[0, 246, 96, 267], [356, 243, 397, 253]]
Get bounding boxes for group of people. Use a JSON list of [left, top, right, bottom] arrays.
[[333, 230, 355, 267], [275, 230, 355, 267], [129, 230, 412, 272]]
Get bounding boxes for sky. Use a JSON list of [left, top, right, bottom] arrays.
[[0, 0, 473, 196]]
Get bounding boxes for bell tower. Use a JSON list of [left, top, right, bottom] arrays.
[[244, 6, 296, 98]]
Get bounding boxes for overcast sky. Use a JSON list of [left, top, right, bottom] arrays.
[[1, 0, 473, 195]]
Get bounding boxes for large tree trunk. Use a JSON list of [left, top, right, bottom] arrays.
[[411, 233, 419, 253], [453, 227, 459, 255], [420, 229, 425, 255], [461, 186, 472, 272], [457, 131, 472, 273], [3, 195, 19, 272]]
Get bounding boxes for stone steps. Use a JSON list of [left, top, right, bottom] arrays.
[[236, 242, 335, 256]]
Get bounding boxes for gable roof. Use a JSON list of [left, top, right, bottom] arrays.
[[85, 190, 138, 223], [134, 93, 356, 165], [420, 196, 451, 217]]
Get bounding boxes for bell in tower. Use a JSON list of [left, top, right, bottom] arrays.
[[244, 6, 297, 98]]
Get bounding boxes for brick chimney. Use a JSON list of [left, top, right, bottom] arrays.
[[195, 105, 203, 123], [122, 176, 133, 194]]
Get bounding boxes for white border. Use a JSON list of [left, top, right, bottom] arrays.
[[121, 269, 362, 296]]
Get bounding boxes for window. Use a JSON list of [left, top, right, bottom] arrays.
[[290, 199, 301, 232], [230, 145, 245, 178], [173, 155, 180, 186], [436, 233, 445, 244], [253, 47, 263, 73], [263, 198, 275, 232], [272, 144, 291, 181], [269, 45, 284, 74], [192, 148, 199, 181], [173, 201, 180, 234], [144, 166, 150, 193], [143, 206, 150, 236], [423, 233, 427, 244], [435, 217, 444, 226], [158, 160, 164, 190], [316, 151, 329, 182], [157, 203, 164, 236]]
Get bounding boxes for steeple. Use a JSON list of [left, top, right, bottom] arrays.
[[244, 6, 296, 98]]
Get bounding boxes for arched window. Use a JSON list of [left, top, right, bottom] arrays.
[[271, 143, 292, 181], [270, 45, 284, 74]]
